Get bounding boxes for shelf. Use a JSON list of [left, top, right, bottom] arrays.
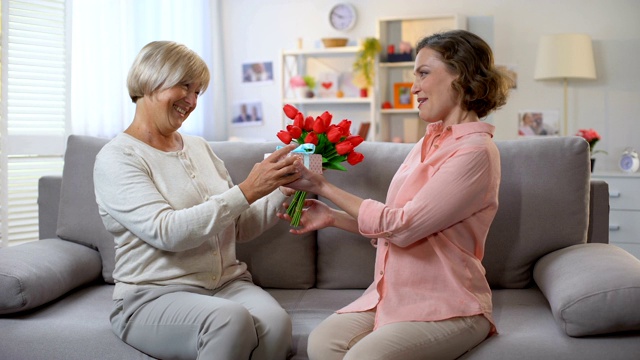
[[283, 97, 372, 105], [374, 14, 464, 142], [381, 108, 418, 114], [282, 46, 360, 56], [379, 61, 414, 68]]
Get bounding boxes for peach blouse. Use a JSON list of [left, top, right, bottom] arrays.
[[340, 121, 501, 334]]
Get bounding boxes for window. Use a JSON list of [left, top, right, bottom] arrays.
[[0, 0, 68, 246]]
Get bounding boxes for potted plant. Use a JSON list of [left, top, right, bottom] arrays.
[[289, 74, 317, 98], [353, 37, 382, 97], [303, 75, 316, 98]]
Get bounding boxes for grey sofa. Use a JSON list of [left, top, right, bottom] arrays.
[[2, 134, 640, 360]]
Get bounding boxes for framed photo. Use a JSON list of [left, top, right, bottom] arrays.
[[393, 82, 414, 109], [231, 101, 263, 127], [518, 110, 559, 137], [242, 61, 273, 84]]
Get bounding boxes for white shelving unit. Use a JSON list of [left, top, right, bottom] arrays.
[[280, 46, 374, 139], [373, 14, 465, 142]]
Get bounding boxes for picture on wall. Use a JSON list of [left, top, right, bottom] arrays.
[[231, 101, 263, 127], [393, 82, 414, 109], [242, 61, 273, 83], [518, 110, 559, 136]]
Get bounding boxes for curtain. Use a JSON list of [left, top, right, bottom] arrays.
[[70, 0, 219, 139]]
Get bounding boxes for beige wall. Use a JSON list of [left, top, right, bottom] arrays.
[[221, 0, 640, 172]]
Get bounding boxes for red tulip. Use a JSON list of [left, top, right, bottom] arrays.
[[347, 151, 364, 165], [277, 130, 292, 144], [287, 125, 302, 139], [336, 140, 354, 155], [313, 117, 327, 133], [304, 132, 319, 145], [326, 125, 344, 143], [319, 111, 333, 127], [293, 112, 304, 128], [346, 135, 364, 147], [303, 116, 314, 131], [337, 119, 352, 135], [283, 104, 299, 120]]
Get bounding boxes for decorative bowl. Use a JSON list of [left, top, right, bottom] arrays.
[[322, 38, 349, 48]]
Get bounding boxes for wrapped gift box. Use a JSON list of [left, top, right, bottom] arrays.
[[264, 150, 323, 174]]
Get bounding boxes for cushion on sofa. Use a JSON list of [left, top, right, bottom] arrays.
[[484, 137, 591, 289], [317, 141, 413, 289], [56, 135, 115, 283], [210, 141, 316, 289], [0, 239, 102, 314], [534, 243, 640, 336]]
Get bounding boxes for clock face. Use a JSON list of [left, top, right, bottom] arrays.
[[329, 3, 357, 31], [619, 149, 640, 173]]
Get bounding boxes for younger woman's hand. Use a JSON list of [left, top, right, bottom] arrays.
[[277, 199, 334, 234]]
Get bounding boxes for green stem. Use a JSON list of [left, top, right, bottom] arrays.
[[286, 191, 307, 227]]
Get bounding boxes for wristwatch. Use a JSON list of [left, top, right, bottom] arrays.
[[619, 147, 640, 173]]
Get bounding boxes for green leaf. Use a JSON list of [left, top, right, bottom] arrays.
[[324, 162, 347, 171]]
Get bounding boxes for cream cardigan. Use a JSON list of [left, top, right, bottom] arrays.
[[94, 133, 286, 300]]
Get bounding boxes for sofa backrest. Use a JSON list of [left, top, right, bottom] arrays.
[[309, 137, 591, 290], [486, 137, 590, 288], [52, 135, 591, 290], [209, 141, 316, 289]]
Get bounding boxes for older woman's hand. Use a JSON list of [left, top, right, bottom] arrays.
[[238, 144, 301, 204]]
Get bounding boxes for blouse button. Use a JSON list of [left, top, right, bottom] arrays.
[[379, 271, 384, 276], [434, 144, 439, 149], [384, 241, 389, 246], [212, 275, 217, 280], [191, 174, 196, 179], [446, 126, 452, 131]]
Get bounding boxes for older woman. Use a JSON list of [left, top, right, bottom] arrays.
[[281, 30, 511, 360], [94, 41, 299, 360]]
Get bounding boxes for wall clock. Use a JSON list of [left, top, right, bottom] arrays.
[[329, 3, 357, 31], [619, 147, 640, 173]]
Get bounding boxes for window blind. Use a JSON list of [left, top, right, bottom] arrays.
[[1, 0, 67, 247]]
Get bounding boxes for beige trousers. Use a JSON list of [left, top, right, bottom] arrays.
[[307, 311, 490, 360]]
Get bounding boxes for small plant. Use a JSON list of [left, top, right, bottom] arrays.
[[303, 75, 316, 89], [353, 37, 382, 89], [576, 128, 608, 156]]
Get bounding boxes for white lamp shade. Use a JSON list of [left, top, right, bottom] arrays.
[[534, 33, 597, 80]]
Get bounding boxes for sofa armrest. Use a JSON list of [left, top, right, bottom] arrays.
[[38, 175, 63, 240], [587, 180, 609, 244], [533, 243, 640, 337], [0, 239, 102, 315]]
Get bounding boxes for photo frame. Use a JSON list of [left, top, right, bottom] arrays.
[[393, 82, 414, 109], [241, 61, 273, 84], [517, 110, 559, 137], [231, 101, 264, 127]]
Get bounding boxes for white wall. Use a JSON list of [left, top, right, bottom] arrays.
[[220, 0, 640, 172]]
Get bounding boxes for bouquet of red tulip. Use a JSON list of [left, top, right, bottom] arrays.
[[277, 104, 365, 226]]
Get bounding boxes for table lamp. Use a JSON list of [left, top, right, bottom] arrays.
[[534, 33, 597, 135]]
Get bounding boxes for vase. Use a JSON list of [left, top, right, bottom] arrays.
[[590, 158, 595, 173]]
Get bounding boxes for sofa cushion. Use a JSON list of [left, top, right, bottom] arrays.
[[56, 135, 115, 283], [0, 239, 102, 314], [484, 137, 591, 288], [210, 141, 316, 289], [534, 243, 640, 336], [317, 141, 413, 289]]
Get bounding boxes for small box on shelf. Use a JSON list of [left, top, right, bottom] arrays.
[[387, 53, 413, 62]]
